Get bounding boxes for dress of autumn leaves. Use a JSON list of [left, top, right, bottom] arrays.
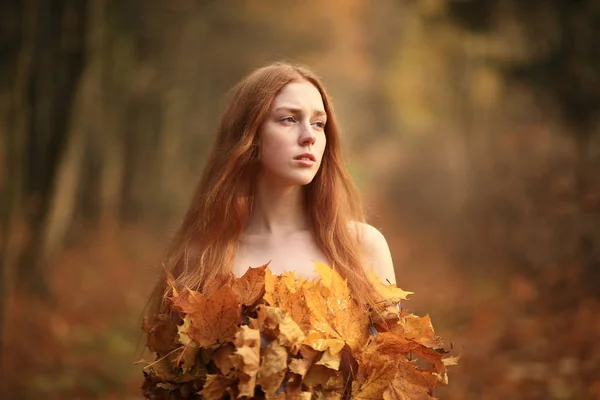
[[140, 262, 458, 399]]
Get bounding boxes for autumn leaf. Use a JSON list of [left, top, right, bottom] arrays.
[[143, 313, 178, 354], [382, 364, 437, 400], [286, 392, 313, 400], [393, 314, 444, 350], [304, 263, 370, 352], [233, 263, 268, 306], [288, 345, 319, 378], [280, 288, 312, 333], [212, 343, 235, 374], [257, 340, 288, 395], [203, 273, 236, 298], [367, 270, 414, 303], [199, 374, 236, 400], [173, 285, 241, 348], [264, 268, 304, 307], [177, 316, 193, 346], [304, 365, 344, 392], [177, 343, 200, 373], [231, 325, 261, 397], [264, 268, 278, 306], [442, 355, 460, 367], [352, 362, 397, 399], [316, 348, 342, 371]]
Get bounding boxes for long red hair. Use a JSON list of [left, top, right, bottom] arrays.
[[147, 62, 376, 315]]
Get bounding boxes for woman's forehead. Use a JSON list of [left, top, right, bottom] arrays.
[[271, 81, 325, 113]]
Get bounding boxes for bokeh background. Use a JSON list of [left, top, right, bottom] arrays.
[[1, 0, 600, 399]]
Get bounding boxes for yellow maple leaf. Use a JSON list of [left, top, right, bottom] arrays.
[[305, 263, 370, 353], [367, 270, 414, 303], [280, 288, 312, 333], [264, 267, 277, 306], [392, 314, 444, 350]]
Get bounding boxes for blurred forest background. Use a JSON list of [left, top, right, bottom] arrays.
[[1, 0, 600, 399]]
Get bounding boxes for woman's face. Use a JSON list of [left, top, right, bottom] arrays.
[[257, 80, 327, 187]]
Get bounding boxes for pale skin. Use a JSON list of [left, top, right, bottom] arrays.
[[231, 81, 397, 285]]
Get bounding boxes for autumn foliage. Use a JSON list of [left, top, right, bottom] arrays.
[[140, 262, 456, 399]]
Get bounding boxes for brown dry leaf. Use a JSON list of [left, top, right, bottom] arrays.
[[143, 313, 178, 354], [351, 333, 411, 399], [304, 364, 344, 392], [177, 343, 200, 373], [382, 365, 436, 400], [175, 285, 241, 348], [233, 263, 268, 306], [232, 325, 261, 397], [203, 273, 236, 298], [352, 362, 397, 400], [212, 343, 235, 374], [258, 341, 288, 395], [199, 374, 236, 400], [143, 357, 178, 382], [385, 316, 449, 385]]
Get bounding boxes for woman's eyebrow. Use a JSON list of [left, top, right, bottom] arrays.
[[273, 106, 327, 117]]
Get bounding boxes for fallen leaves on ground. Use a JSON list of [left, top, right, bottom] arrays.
[[141, 263, 455, 399]]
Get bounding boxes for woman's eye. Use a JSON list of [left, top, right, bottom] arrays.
[[281, 116, 296, 124], [312, 121, 326, 130]]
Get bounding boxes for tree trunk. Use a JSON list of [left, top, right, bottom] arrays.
[[0, 0, 36, 379]]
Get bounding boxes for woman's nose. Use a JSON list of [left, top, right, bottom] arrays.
[[300, 123, 317, 145]]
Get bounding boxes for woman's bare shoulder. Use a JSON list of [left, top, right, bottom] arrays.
[[348, 221, 397, 285]]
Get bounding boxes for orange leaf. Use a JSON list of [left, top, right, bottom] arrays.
[[179, 285, 241, 348], [233, 263, 268, 306], [212, 343, 235, 374], [199, 374, 236, 400]]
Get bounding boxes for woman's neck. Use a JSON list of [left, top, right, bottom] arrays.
[[245, 178, 309, 237]]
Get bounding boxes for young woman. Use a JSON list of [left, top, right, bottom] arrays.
[[147, 62, 396, 315]]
